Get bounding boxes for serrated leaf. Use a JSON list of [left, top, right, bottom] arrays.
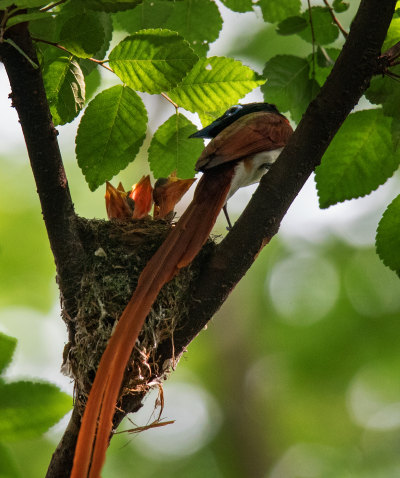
[[58, 13, 105, 58], [297, 7, 339, 45], [159, 0, 222, 57], [198, 107, 228, 127], [332, 0, 349, 13], [276, 16, 307, 35], [76, 85, 147, 191], [109, 29, 198, 94], [220, 0, 253, 13], [114, 0, 222, 56], [376, 194, 400, 272], [315, 110, 400, 209], [114, 0, 174, 32], [43, 56, 85, 126], [262, 54, 319, 123], [148, 114, 204, 178], [6, 12, 52, 29], [0, 333, 17, 376], [0, 381, 71, 441], [168, 56, 265, 113], [259, 0, 301, 23]]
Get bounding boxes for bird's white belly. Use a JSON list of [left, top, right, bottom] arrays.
[[227, 148, 283, 200]]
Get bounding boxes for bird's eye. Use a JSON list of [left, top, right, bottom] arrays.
[[225, 105, 242, 117]]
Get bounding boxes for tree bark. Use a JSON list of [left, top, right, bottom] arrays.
[[0, 19, 84, 315]]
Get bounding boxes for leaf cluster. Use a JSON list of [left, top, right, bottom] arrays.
[[1, 1, 400, 273], [0, 332, 71, 474]]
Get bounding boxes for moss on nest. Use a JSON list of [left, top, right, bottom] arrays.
[[61, 216, 204, 414]]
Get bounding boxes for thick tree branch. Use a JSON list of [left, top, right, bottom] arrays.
[[165, 0, 397, 355], [109, 0, 397, 452], [0, 20, 84, 299]]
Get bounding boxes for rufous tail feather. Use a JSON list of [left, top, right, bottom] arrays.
[[71, 164, 235, 478]]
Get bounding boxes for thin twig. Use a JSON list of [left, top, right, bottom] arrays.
[[161, 92, 179, 110], [40, 0, 68, 13], [32, 36, 114, 72], [323, 0, 349, 38], [307, 0, 316, 79]]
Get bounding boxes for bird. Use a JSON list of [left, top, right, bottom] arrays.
[[71, 102, 293, 478]]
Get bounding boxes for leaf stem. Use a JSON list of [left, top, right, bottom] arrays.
[[323, 0, 349, 38], [40, 0, 68, 13], [161, 92, 179, 110], [307, 0, 316, 80], [32, 36, 114, 72]]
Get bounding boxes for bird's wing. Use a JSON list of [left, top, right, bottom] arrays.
[[195, 111, 293, 171]]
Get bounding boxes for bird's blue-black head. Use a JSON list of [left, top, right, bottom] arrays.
[[189, 102, 281, 139]]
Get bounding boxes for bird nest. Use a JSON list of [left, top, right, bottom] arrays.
[[61, 216, 205, 414]]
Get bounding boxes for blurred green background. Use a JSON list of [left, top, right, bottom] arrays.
[[2, 1, 400, 477]]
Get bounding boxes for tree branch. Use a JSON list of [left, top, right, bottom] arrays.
[[162, 0, 396, 357], [106, 0, 397, 455], [0, 20, 84, 302]]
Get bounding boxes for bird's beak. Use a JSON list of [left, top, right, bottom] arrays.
[[129, 175, 154, 219], [153, 175, 196, 218], [105, 181, 134, 220]]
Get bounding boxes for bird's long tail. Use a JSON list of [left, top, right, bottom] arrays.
[[71, 164, 235, 478]]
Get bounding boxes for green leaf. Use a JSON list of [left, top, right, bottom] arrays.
[[78, 12, 113, 76], [168, 56, 265, 113], [114, 0, 174, 32], [148, 114, 204, 178], [259, 0, 301, 23], [297, 7, 339, 45], [158, 0, 222, 57], [43, 56, 85, 126], [0, 442, 21, 478], [6, 0, 48, 6], [276, 16, 307, 35], [391, 117, 400, 151], [84, 0, 143, 12], [365, 64, 400, 119], [198, 107, 228, 127], [315, 110, 400, 209], [220, 0, 253, 13], [76, 85, 147, 191], [109, 29, 198, 94], [0, 381, 71, 441], [313, 47, 341, 86], [332, 0, 349, 13], [376, 194, 400, 272], [58, 13, 105, 58], [6, 12, 52, 29], [383, 18, 400, 53], [0, 333, 17, 376], [262, 54, 319, 123], [366, 19, 400, 117], [114, 0, 222, 57]]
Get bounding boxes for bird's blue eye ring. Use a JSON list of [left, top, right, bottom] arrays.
[[225, 105, 243, 117]]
